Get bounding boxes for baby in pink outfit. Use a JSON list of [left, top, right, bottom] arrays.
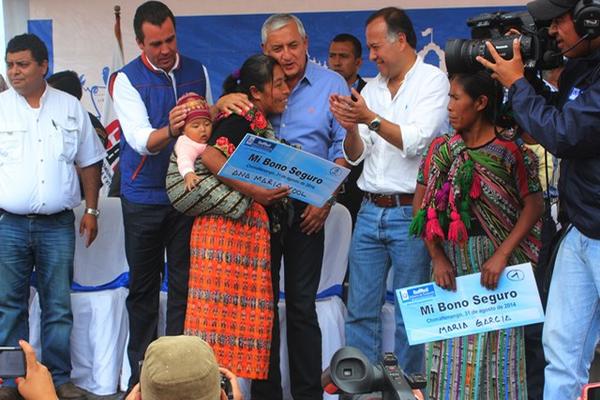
[[174, 93, 212, 191]]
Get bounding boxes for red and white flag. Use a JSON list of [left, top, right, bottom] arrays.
[[100, 5, 125, 196]]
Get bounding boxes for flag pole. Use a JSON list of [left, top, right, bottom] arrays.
[[100, 5, 126, 195], [114, 5, 123, 58]]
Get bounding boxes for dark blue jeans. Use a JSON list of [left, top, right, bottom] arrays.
[[0, 209, 75, 386], [121, 198, 194, 387]]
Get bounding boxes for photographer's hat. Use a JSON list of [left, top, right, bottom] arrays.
[[527, 0, 577, 21], [140, 335, 220, 400]]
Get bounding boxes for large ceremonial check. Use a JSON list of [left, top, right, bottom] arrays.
[[397, 263, 544, 345], [218, 134, 350, 207]]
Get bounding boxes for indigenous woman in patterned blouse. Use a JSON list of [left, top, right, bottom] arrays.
[[411, 71, 544, 399], [183, 54, 290, 380]]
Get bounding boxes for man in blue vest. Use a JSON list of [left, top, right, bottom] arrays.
[[111, 1, 213, 389]]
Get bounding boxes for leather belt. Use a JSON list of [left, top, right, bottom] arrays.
[[364, 192, 414, 208], [0, 209, 69, 219]]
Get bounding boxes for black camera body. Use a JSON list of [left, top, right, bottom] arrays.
[[445, 10, 563, 74], [0, 347, 26, 379], [220, 373, 233, 400], [322, 347, 426, 400]]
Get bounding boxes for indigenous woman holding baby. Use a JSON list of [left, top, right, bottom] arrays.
[[411, 71, 544, 399], [169, 54, 291, 382]]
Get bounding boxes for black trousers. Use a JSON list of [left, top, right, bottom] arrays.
[[121, 198, 194, 387], [252, 201, 325, 400], [336, 160, 363, 228]]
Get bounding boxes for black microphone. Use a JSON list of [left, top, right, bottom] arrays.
[[545, 32, 591, 61]]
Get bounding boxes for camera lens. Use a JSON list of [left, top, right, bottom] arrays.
[[445, 35, 537, 74], [445, 39, 476, 74]]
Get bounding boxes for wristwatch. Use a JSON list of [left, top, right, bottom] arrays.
[[85, 208, 100, 217], [368, 115, 382, 132], [326, 195, 337, 207]]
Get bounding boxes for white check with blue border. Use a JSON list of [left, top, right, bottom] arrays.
[[397, 263, 544, 345], [218, 134, 350, 207]]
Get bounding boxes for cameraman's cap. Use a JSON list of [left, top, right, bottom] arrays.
[[140, 335, 220, 400], [527, 0, 577, 21]]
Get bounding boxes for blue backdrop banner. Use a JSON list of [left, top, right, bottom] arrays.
[[27, 19, 54, 76], [175, 6, 522, 99]]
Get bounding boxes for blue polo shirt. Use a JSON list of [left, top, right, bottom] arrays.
[[270, 61, 349, 161]]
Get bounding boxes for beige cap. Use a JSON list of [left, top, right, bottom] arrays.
[[140, 335, 220, 400]]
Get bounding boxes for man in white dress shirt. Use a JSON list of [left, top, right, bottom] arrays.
[[330, 7, 449, 373], [0, 33, 105, 400]]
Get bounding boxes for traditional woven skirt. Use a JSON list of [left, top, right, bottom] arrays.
[[184, 202, 273, 379], [426, 235, 528, 400]]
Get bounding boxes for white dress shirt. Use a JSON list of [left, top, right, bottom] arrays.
[[0, 85, 106, 215], [112, 53, 213, 156], [344, 56, 449, 194]]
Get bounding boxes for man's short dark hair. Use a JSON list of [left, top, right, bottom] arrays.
[[332, 33, 362, 59], [134, 1, 176, 43], [47, 70, 82, 99], [366, 7, 417, 49], [5, 33, 48, 65]]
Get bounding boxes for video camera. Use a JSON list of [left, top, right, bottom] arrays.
[[321, 347, 426, 400], [445, 11, 563, 74]]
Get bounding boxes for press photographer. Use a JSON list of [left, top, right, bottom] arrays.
[[125, 336, 243, 400], [476, 0, 600, 399]]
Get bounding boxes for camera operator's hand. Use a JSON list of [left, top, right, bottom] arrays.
[[219, 367, 243, 400], [476, 39, 525, 88], [15, 340, 57, 400]]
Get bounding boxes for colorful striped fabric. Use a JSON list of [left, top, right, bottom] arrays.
[[417, 134, 542, 262], [426, 236, 529, 400], [419, 134, 542, 399], [184, 202, 274, 379]]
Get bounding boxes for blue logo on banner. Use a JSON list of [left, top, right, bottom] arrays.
[[330, 167, 343, 177], [246, 135, 276, 152], [400, 283, 436, 303]]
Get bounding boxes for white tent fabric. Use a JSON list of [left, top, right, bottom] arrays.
[[69, 290, 128, 395], [73, 198, 128, 286]]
